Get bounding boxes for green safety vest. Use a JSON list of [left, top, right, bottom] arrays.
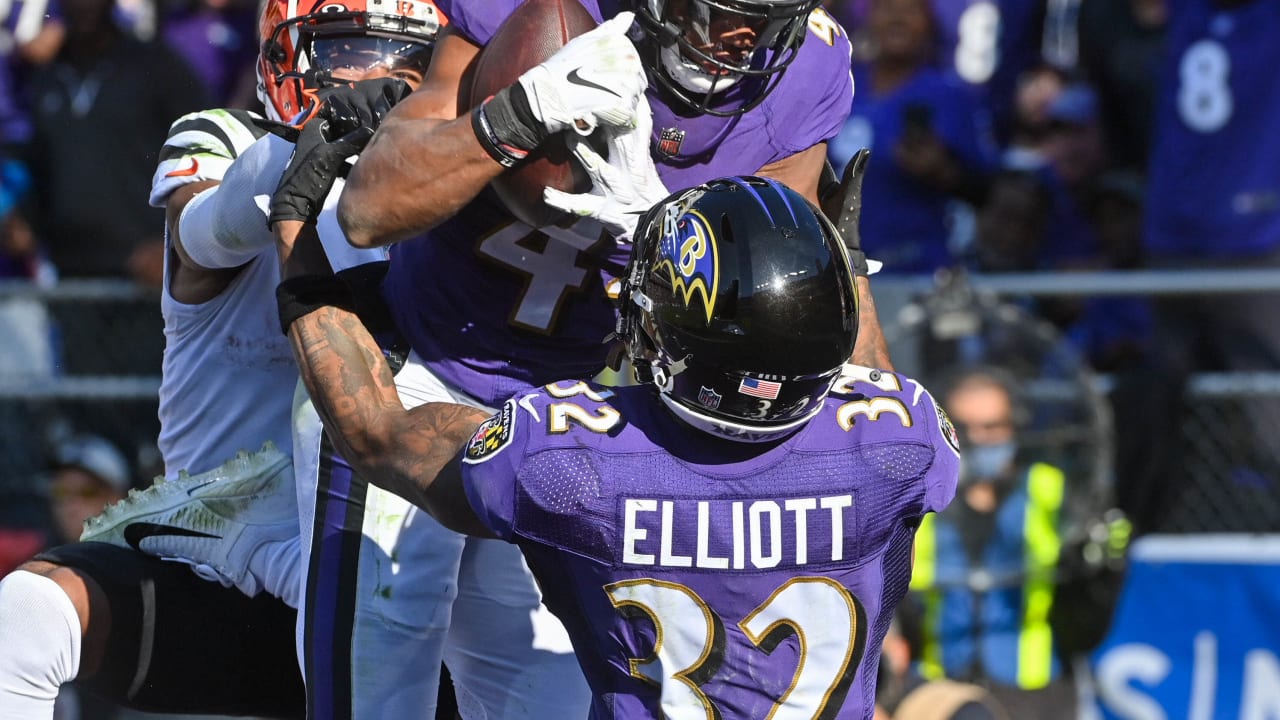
[[909, 462, 1064, 689]]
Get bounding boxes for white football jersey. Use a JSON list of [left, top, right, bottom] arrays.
[[152, 108, 298, 477]]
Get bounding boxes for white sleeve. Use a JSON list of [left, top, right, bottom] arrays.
[[315, 177, 389, 271], [175, 134, 295, 270]]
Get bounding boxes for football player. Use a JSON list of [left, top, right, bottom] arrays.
[[276, 174, 961, 718], [0, 0, 437, 717]]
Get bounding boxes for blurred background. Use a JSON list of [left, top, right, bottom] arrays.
[[0, 0, 1277, 718]]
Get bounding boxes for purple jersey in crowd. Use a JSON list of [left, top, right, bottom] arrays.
[[459, 365, 960, 718], [381, 0, 854, 407], [1144, 0, 1280, 259], [0, 0, 60, 145], [829, 64, 998, 273], [930, 0, 1042, 142]]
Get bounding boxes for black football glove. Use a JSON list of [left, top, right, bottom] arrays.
[[820, 148, 872, 277], [269, 119, 372, 227], [253, 76, 412, 143], [316, 77, 413, 140], [269, 77, 414, 226]]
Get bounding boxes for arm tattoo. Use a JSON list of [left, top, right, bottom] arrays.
[[277, 218, 492, 522], [289, 303, 489, 521]]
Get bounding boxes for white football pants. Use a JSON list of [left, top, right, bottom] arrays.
[[292, 350, 590, 720]]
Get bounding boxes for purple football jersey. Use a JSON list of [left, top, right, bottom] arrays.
[[0, 0, 61, 144], [1144, 0, 1280, 258], [929, 0, 1042, 142], [461, 365, 960, 719], [382, 0, 855, 407]]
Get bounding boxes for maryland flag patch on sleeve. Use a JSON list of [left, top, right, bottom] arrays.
[[463, 400, 516, 464], [936, 403, 961, 456]]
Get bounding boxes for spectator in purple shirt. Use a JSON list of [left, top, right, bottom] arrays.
[[828, 0, 999, 274]]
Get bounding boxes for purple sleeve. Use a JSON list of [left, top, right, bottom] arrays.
[[438, 0, 604, 46], [460, 398, 531, 541], [917, 386, 961, 514], [768, 9, 855, 154], [434, 0, 520, 45]]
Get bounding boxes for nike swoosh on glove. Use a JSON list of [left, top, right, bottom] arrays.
[[517, 12, 647, 137], [542, 92, 668, 245], [473, 12, 647, 166]]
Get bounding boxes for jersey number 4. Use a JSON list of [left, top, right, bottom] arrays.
[[477, 222, 603, 334], [606, 577, 868, 719]]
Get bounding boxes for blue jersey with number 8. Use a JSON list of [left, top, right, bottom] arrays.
[[1144, 0, 1280, 258]]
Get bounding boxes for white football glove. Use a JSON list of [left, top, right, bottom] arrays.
[[542, 93, 669, 245], [517, 12, 647, 137]]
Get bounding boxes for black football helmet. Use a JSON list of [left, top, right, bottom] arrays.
[[619, 176, 859, 441], [631, 0, 822, 116]]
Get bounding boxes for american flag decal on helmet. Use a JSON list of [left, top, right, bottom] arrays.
[[658, 127, 685, 157], [738, 377, 781, 400]]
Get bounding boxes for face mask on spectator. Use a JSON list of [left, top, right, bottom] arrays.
[[960, 440, 1016, 485]]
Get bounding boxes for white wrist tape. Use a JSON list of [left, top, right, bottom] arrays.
[[315, 177, 389, 272]]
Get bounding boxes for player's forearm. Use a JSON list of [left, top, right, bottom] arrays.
[[175, 134, 295, 270], [289, 311, 488, 508], [287, 307, 421, 495], [277, 221, 490, 506], [276, 221, 412, 492], [338, 115, 506, 248], [852, 276, 893, 371]]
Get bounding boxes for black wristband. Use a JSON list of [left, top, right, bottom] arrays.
[[337, 261, 397, 335], [472, 104, 528, 168], [472, 83, 544, 167], [276, 275, 357, 335], [846, 246, 870, 277]]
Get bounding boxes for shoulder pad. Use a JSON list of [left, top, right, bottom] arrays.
[[149, 108, 267, 207]]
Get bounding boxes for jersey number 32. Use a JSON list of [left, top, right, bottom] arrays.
[[606, 576, 868, 719]]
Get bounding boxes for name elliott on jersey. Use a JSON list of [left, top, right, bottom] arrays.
[[620, 494, 855, 569]]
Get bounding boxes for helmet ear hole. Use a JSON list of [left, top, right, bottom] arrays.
[[262, 39, 287, 65]]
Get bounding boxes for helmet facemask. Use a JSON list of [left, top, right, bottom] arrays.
[[634, 0, 820, 116]]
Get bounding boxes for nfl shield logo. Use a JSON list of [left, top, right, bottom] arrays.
[[658, 127, 685, 157], [697, 385, 722, 409]]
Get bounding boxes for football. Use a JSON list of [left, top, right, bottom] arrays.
[[468, 0, 598, 228]]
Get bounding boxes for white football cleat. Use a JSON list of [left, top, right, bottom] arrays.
[[80, 442, 296, 597]]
